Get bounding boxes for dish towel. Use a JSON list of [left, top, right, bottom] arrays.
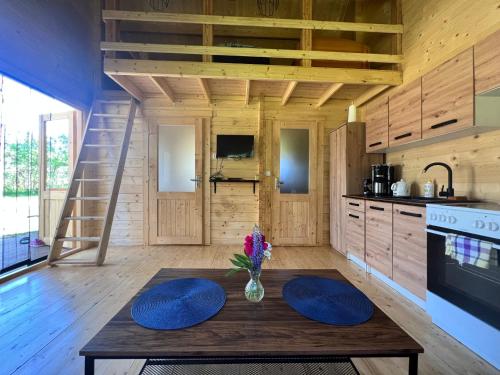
[[445, 234, 493, 269]]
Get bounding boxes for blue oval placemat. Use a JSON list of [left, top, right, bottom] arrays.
[[131, 278, 226, 330], [283, 276, 374, 326]]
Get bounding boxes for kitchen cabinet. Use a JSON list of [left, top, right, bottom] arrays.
[[329, 124, 382, 255], [345, 203, 365, 261], [392, 205, 427, 300], [365, 201, 393, 278], [422, 48, 474, 139], [365, 95, 389, 152], [474, 29, 500, 94], [388, 79, 422, 147]]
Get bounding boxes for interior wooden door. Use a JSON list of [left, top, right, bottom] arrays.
[[271, 120, 317, 246], [149, 118, 203, 244], [39, 112, 77, 245]]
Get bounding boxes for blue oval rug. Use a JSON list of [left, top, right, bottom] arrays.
[[131, 278, 226, 330], [283, 276, 374, 326]]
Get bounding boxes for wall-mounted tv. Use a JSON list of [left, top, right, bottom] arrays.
[[216, 134, 254, 158]]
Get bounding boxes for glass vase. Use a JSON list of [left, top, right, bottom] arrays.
[[245, 269, 264, 302]]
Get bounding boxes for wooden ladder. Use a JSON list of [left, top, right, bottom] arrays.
[[47, 98, 138, 266]]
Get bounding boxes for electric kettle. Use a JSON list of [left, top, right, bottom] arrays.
[[391, 179, 410, 197]]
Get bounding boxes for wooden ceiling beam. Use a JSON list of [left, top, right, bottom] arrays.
[[198, 78, 211, 103], [315, 83, 344, 108], [102, 10, 403, 34], [101, 42, 403, 64], [244, 80, 251, 105], [108, 75, 144, 102], [353, 85, 390, 107], [281, 81, 298, 106], [105, 59, 402, 86], [150, 76, 176, 103]]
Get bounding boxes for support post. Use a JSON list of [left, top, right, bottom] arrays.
[[409, 354, 418, 375], [84, 357, 95, 375]]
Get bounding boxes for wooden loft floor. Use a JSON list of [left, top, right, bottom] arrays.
[[101, 0, 403, 107]]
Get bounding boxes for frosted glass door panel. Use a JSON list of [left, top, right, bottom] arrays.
[[158, 125, 195, 192], [279, 128, 309, 194]]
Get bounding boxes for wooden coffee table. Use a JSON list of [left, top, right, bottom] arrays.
[[80, 269, 423, 374]]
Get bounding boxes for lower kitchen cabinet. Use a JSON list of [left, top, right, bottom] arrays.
[[345, 206, 365, 260], [365, 201, 393, 279], [393, 204, 427, 300]]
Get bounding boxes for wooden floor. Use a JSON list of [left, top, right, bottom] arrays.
[[0, 245, 497, 375]]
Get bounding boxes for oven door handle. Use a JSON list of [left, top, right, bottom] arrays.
[[426, 228, 500, 250]]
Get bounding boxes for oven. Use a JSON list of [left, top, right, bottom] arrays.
[[427, 226, 500, 329]]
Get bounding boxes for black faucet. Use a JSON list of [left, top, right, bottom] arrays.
[[422, 162, 454, 198]]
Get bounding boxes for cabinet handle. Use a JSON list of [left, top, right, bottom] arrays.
[[349, 213, 360, 219], [369, 141, 382, 148], [430, 119, 458, 130], [394, 132, 412, 140], [348, 202, 360, 207], [400, 210, 422, 218], [369, 205, 384, 211]]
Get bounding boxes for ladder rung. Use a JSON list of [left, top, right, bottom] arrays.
[[95, 99, 131, 104], [88, 128, 123, 132], [52, 259, 97, 265], [93, 113, 128, 118], [69, 196, 110, 201], [64, 216, 105, 221], [80, 161, 117, 165], [84, 144, 120, 148], [57, 237, 101, 242], [74, 178, 110, 182]]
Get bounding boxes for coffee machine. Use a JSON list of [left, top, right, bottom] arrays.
[[371, 164, 395, 196]]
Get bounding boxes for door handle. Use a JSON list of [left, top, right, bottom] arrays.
[[190, 175, 202, 188], [275, 177, 284, 190]]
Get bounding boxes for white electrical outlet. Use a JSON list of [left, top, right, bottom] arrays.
[[265, 170, 271, 176], [212, 152, 217, 159]]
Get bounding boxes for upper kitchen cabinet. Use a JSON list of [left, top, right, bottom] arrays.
[[474, 29, 500, 94], [422, 48, 474, 139], [365, 95, 389, 153], [388, 79, 422, 147]]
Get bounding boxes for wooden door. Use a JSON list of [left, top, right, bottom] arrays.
[[475, 29, 500, 94], [422, 48, 474, 139], [149, 118, 203, 244], [365, 201, 393, 278], [39, 112, 77, 245], [365, 95, 389, 152], [272, 120, 317, 246], [388, 79, 422, 147], [393, 204, 427, 300]]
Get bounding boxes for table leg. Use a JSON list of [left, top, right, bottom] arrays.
[[409, 354, 418, 375], [85, 357, 95, 375]]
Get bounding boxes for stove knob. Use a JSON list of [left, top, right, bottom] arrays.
[[439, 214, 447, 222], [430, 213, 438, 221], [474, 220, 485, 229], [448, 216, 457, 224], [488, 222, 499, 232]]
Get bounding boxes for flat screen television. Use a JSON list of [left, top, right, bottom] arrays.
[[216, 134, 254, 158]]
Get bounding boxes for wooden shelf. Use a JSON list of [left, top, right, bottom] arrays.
[[210, 178, 259, 194]]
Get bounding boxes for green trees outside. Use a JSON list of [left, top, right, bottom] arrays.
[[2, 133, 69, 196]]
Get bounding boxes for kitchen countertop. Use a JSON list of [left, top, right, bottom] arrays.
[[343, 194, 479, 207]]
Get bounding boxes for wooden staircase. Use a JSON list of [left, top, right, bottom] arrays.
[[47, 98, 138, 266]]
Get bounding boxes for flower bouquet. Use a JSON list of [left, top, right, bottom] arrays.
[[227, 225, 272, 302]]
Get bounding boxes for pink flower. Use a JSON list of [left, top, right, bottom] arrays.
[[244, 241, 253, 256], [263, 242, 268, 250], [244, 235, 254, 256]]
